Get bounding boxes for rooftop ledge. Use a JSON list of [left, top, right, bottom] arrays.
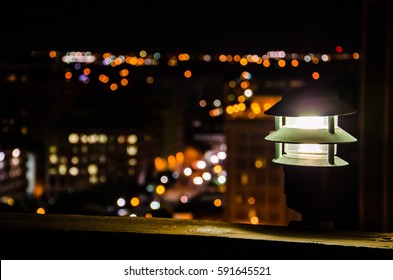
[[1, 212, 392, 259]]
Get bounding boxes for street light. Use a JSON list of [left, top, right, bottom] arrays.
[[264, 82, 357, 228]]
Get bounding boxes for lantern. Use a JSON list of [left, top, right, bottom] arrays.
[[264, 82, 357, 227]]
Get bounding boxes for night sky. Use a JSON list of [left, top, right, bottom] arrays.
[[1, 0, 363, 54]]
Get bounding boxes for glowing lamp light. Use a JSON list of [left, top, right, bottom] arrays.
[[264, 84, 357, 167]]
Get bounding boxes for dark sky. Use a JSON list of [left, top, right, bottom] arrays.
[[2, 0, 363, 54]]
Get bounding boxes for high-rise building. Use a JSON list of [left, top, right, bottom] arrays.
[[223, 95, 291, 226]]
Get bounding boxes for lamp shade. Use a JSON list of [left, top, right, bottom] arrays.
[[264, 83, 356, 117]]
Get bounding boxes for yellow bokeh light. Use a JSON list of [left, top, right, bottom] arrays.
[[167, 155, 176, 170], [156, 185, 166, 195], [213, 165, 222, 173], [121, 78, 128, 86], [49, 50, 57, 58], [110, 83, 118, 91], [176, 152, 184, 164], [291, 59, 299, 67], [250, 216, 259, 224], [83, 68, 91, 75], [130, 197, 140, 207], [240, 58, 248, 66], [184, 70, 192, 78], [120, 69, 129, 77], [65, 72, 72, 79], [238, 95, 245, 102], [155, 157, 167, 172], [36, 207, 46, 214], [278, 59, 286, 67], [240, 81, 249, 89]]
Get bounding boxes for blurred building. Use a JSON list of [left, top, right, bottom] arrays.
[[0, 148, 30, 198], [44, 129, 155, 197], [223, 95, 290, 226]]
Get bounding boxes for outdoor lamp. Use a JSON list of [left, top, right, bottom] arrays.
[[264, 83, 357, 227]]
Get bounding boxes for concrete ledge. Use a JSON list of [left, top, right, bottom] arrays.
[[1, 212, 392, 259]]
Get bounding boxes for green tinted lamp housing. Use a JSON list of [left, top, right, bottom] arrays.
[[264, 84, 357, 167]]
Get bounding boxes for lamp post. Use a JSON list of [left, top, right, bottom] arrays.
[[264, 83, 357, 228]]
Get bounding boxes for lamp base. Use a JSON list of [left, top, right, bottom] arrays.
[[283, 165, 337, 228]]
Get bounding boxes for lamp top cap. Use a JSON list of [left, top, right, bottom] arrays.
[[264, 81, 357, 117]]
